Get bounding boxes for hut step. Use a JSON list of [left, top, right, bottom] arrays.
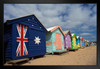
[[54, 50, 67, 54], [67, 48, 78, 51], [6, 58, 29, 66]]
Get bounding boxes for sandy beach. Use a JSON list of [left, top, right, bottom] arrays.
[[4, 46, 97, 66]]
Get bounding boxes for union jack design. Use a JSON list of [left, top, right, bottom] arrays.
[[16, 24, 28, 56]]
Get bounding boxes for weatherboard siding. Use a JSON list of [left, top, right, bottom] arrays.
[[4, 15, 47, 60], [66, 35, 71, 48], [88, 42, 90, 46], [46, 28, 66, 54], [4, 24, 12, 60], [52, 28, 65, 51], [76, 38, 80, 47], [71, 33, 79, 49], [46, 32, 53, 53], [83, 42, 85, 46]]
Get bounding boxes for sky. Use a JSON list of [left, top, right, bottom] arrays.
[[4, 4, 97, 41]]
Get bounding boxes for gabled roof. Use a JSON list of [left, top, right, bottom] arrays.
[[71, 33, 76, 38], [63, 30, 72, 37], [4, 14, 48, 32], [47, 25, 65, 36], [87, 40, 89, 42], [63, 30, 69, 34], [76, 36, 80, 39], [80, 37, 83, 41], [47, 26, 57, 31], [83, 39, 85, 42], [84, 39, 87, 42]]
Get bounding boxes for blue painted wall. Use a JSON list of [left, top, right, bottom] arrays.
[[83, 42, 85, 46], [76, 38, 80, 46], [4, 15, 47, 60], [4, 24, 12, 60]]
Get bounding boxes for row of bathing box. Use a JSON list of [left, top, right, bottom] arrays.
[[4, 14, 90, 61]]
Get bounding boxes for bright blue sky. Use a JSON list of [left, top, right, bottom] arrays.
[[4, 4, 97, 41]]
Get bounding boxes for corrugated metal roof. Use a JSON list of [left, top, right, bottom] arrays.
[[76, 36, 79, 39], [5, 14, 48, 32], [71, 33, 74, 36], [47, 26, 57, 31], [46, 25, 65, 36], [71, 33, 76, 38], [7, 14, 35, 21], [63, 30, 69, 34], [71, 33, 73, 36], [63, 30, 72, 37]]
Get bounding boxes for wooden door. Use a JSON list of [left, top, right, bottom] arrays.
[[56, 33, 62, 50]]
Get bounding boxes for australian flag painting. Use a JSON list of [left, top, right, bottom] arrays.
[[16, 24, 28, 56], [4, 14, 47, 60]]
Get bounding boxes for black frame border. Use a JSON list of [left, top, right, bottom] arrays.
[[0, 0, 99, 69]]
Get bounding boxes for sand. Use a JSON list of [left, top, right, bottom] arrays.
[[4, 46, 97, 66]]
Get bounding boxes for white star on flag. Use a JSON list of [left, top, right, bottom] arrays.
[[34, 36, 41, 45]]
